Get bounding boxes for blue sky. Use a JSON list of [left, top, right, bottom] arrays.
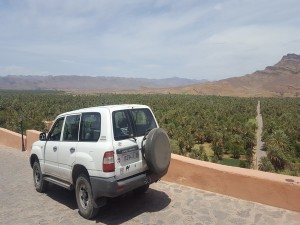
[[0, 0, 300, 81]]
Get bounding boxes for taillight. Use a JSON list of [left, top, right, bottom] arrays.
[[103, 151, 115, 172]]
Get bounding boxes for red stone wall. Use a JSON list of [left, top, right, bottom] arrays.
[[26, 130, 41, 153], [1, 127, 300, 212], [163, 154, 300, 212], [0, 128, 26, 150]]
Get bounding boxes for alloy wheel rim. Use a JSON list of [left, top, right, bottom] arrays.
[[79, 184, 89, 209], [34, 167, 40, 185]]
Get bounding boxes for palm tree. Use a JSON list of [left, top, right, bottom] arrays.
[[258, 157, 275, 172], [266, 145, 288, 170], [267, 130, 291, 152]]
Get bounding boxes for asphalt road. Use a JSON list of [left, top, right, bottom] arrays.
[[0, 146, 299, 225]]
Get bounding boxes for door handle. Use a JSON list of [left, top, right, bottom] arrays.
[[70, 147, 75, 153], [53, 146, 58, 151]]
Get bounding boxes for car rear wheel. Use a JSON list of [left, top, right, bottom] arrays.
[[75, 173, 99, 219]]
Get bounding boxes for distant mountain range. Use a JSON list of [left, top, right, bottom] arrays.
[[1, 53, 300, 97], [0, 75, 205, 91], [128, 53, 300, 97]]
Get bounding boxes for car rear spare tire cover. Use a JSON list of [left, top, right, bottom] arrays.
[[144, 128, 171, 176]]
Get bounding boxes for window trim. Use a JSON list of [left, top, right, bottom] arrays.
[[112, 108, 157, 141], [62, 114, 81, 142], [47, 117, 65, 141], [79, 112, 101, 142]]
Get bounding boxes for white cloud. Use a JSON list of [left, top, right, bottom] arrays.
[[0, 0, 300, 79]]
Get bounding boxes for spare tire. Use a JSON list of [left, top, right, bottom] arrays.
[[144, 128, 171, 176]]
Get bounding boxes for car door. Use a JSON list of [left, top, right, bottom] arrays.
[[113, 109, 149, 180], [44, 117, 64, 177], [58, 114, 80, 182]]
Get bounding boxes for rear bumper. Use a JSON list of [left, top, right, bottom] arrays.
[[90, 172, 161, 204]]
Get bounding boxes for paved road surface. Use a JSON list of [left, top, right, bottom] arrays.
[[0, 146, 299, 225]]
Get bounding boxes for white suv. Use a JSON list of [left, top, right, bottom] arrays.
[[30, 104, 171, 219]]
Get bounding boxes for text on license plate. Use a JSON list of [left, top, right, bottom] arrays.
[[122, 151, 139, 162]]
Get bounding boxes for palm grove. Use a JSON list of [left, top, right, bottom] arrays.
[[0, 91, 299, 175]]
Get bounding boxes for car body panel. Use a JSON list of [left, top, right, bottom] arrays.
[[30, 104, 165, 199]]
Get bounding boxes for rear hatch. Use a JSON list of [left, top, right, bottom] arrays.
[[112, 107, 157, 180]]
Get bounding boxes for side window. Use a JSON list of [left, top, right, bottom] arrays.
[[113, 110, 133, 141], [47, 117, 64, 141], [63, 115, 80, 141], [79, 113, 101, 142], [131, 109, 157, 136]]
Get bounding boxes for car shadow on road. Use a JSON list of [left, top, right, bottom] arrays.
[[46, 184, 77, 210], [45, 184, 171, 223], [95, 188, 171, 224]]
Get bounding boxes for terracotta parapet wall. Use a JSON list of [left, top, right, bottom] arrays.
[[26, 130, 41, 153], [162, 154, 300, 212], [1, 127, 300, 212], [0, 128, 26, 150]]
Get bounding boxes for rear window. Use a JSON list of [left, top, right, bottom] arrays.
[[113, 108, 157, 140], [113, 110, 133, 141], [63, 115, 80, 141], [79, 113, 101, 142]]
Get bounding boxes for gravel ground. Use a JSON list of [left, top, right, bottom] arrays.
[[1, 146, 300, 225]]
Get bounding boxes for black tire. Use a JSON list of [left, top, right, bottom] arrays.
[[33, 161, 48, 193], [75, 173, 99, 219], [133, 184, 149, 195], [144, 128, 171, 176]]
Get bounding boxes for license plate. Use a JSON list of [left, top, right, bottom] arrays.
[[122, 151, 139, 163]]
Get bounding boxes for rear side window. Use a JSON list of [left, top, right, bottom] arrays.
[[79, 113, 101, 142], [63, 115, 80, 141], [113, 110, 134, 141], [131, 108, 157, 136]]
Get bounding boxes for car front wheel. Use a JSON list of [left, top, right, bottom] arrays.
[[33, 161, 48, 193], [75, 173, 99, 219]]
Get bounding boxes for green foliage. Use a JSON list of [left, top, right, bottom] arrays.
[[189, 145, 209, 161], [219, 158, 242, 167], [170, 139, 181, 155], [239, 160, 248, 168], [231, 146, 244, 159], [0, 90, 257, 165], [212, 143, 224, 160], [294, 143, 300, 158], [2, 91, 299, 174], [258, 157, 275, 172], [260, 98, 300, 174], [284, 163, 300, 176]]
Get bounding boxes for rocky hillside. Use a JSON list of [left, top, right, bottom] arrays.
[[1, 53, 299, 97], [141, 54, 300, 97]]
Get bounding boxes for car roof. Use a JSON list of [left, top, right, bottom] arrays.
[[57, 104, 150, 117]]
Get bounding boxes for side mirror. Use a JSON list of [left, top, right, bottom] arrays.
[[39, 132, 47, 141]]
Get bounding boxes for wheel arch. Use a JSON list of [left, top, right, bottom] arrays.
[[72, 164, 89, 184], [30, 154, 39, 168], [30, 144, 44, 168]]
